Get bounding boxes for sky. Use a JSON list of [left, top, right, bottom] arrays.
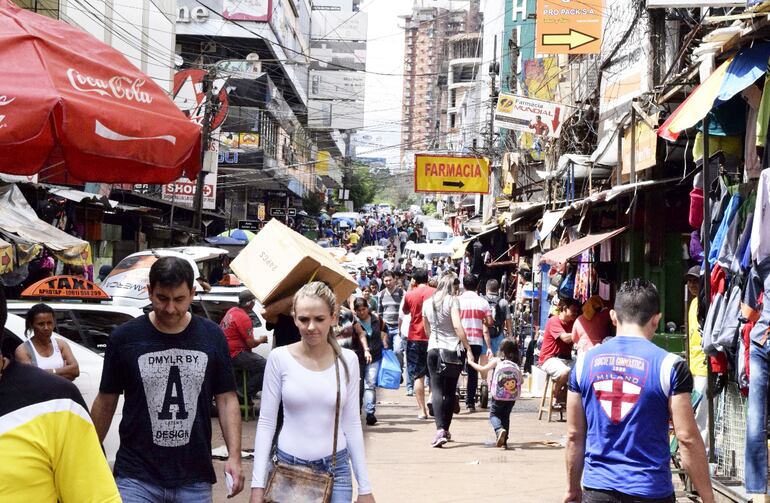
[[356, 0, 413, 166]]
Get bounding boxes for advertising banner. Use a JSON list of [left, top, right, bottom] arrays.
[[494, 93, 564, 138], [308, 99, 364, 130], [310, 40, 367, 71], [535, 0, 602, 55], [414, 154, 490, 194], [309, 70, 365, 100], [311, 10, 367, 40]]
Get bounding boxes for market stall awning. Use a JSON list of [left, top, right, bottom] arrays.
[[540, 227, 628, 266], [0, 184, 88, 264], [659, 42, 770, 141]]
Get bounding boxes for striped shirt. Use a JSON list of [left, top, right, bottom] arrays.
[[458, 291, 491, 346], [378, 287, 403, 327]]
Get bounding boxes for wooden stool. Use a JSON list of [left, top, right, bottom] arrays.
[[538, 376, 564, 422], [239, 369, 252, 421]]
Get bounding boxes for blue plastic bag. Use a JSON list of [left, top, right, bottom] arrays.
[[376, 349, 401, 389]]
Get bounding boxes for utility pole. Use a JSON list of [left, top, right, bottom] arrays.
[[482, 35, 499, 221], [192, 67, 219, 231]]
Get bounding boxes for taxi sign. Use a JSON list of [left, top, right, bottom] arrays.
[[414, 154, 490, 194], [535, 0, 602, 55], [21, 275, 111, 300]]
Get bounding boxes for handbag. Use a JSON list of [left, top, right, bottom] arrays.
[[264, 356, 341, 503], [432, 297, 466, 376]]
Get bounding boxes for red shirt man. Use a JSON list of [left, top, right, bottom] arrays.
[[403, 284, 436, 342], [221, 306, 254, 358], [538, 298, 580, 404]]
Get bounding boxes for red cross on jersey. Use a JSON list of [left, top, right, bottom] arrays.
[[592, 379, 642, 424]]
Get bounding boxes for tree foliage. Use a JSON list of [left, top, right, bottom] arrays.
[[349, 164, 382, 210], [301, 191, 324, 215]]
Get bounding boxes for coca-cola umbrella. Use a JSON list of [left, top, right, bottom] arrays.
[[0, 0, 201, 183]]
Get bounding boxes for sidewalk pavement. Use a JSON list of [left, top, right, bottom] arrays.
[[212, 387, 570, 502]]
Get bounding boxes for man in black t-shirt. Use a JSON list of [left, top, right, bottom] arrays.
[[91, 257, 244, 502]]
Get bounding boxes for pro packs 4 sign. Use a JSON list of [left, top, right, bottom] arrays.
[[494, 93, 563, 138], [414, 154, 489, 194], [535, 0, 602, 55]]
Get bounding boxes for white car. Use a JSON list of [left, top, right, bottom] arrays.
[[7, 301, 145, 355], [102, 246, 228, 308], [2, 313, 122, 464]]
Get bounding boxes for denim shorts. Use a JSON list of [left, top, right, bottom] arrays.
[[116, 477, 212, 503], [406, 340, 429, 379], [276, 448, 353, 503]]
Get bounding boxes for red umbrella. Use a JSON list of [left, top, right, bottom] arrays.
[[0, 0, 201, 183]]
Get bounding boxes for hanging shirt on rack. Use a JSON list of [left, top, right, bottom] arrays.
[[751, 170, 770, 263]]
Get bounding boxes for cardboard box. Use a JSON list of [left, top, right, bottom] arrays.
[[231, 219, 357, 306]]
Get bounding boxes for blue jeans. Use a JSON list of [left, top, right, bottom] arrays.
[[489, 398, 515, 432], [116, 477, 212, 503], [465, 345, 483, 407], [276, 448, 353, 503], [482, 334, 504, 356], [746, 338, 770, 492], [363, 359, 381, 414]]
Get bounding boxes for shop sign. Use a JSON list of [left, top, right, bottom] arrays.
[[238, 219, 261, 231], [162, 171, 217, 209], [535, 0, 602, 55], [270, 207, 297, 217], [172, 69, 229, 129], [621, 117, 658, 175], [223, 0, 271, 21], [414, 154, 490, 194], [494, 93, 563, 138], [21, 275, 110, 300], [257, 203, 266, 220]]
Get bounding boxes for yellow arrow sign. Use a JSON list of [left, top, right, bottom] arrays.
[[541, 29, 598, 50], [414, 154, 490, 194]]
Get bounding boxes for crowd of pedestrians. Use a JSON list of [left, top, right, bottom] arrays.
[[0, 218, 716, 502]]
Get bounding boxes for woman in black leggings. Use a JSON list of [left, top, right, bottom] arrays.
[[422, 271, 475, 448]]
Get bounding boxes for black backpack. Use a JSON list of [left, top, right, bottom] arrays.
[[486, 295, 507, 338]]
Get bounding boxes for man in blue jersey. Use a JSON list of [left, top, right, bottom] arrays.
[[564, 279, 714, 503]]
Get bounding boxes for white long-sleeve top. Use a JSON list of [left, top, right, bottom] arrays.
[[251, 346, 372, 494]]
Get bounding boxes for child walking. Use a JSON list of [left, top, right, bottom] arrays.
[[467, 339, 522, 448]]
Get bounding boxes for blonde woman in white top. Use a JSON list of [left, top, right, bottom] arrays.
[[15, 303, 79, 381], [251, 282, 375, 503]]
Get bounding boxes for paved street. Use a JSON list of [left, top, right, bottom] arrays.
[[212, 388, 570, 502]]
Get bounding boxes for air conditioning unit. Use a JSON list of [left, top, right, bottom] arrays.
[[202, 41, 217, 53]]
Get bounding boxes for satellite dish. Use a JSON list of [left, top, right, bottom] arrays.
[[174, 54, 184, 68], [246, 53, 260, 61]]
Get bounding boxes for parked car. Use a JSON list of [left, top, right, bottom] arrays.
[[102, 246, 228, 307], [423, 223, 454, 244], [403, 242, 453, 263], [1, 313, 122, 464]]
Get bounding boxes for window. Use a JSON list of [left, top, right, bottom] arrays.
[[52, 310, 84, 347], [73, 311, 136, 354]]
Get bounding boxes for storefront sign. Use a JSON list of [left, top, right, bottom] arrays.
[[414, 154, 490, 194], [239, 219, 261, 231], [621, 117, 658, 175], [270, 207, 297, 217], [172, 69, 229, 129], [21, 275, 110, 300], [257, 203, 266, 220], [535, 0, 602, 55], [162, 172, 217, 209], [494, 93, 563, 138], [223, 0, 271, 21]]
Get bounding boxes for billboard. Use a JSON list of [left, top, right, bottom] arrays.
[[311, 10, 367, 41], [222, 0, 271, 21], [414, 154, 490, 194], [494, 93, 564, 138], [308, 99, 364, 130], [309, 70, 365, 100], [535, 0, 602, 55], [598, 0, 650, 136], [310, 40, 367, 71]]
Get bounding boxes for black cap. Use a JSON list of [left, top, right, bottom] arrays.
[[685, 266, 700, 279], [238, 289, 257, 306]]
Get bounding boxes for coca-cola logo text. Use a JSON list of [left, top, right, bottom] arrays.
[[0, 95, 14, 129], [66, 68, 153, 104]]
